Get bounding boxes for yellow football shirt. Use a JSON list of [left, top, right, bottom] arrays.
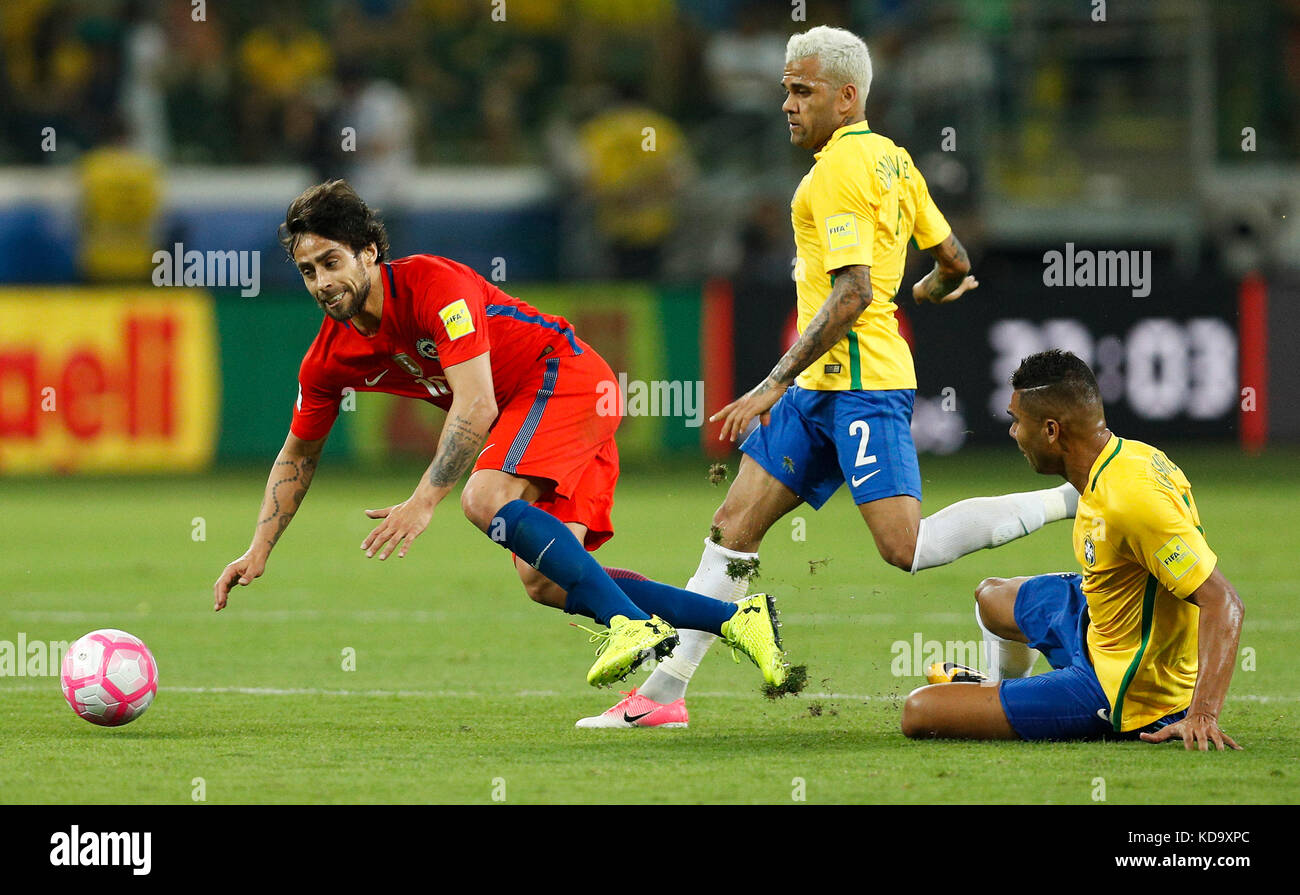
[[1074, 435, 1217, 731], [790, 120, 951, 391]]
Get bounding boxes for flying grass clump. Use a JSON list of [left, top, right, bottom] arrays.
[[725, 557, 760, 581], [762, 663, 808, 699]]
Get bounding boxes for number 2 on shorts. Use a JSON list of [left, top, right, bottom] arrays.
[[849, 420, 878, 468]]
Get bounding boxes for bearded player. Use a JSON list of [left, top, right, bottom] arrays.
[[579, 25, 1077, 728], [212, 180, 788, 691], [902, 351, 1243, 749]]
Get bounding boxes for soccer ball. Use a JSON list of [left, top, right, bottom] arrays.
[[60, 629, 158, 727]]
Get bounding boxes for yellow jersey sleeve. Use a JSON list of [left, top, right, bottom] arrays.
[[808, 150, 877, 274], [1119, 487, 1217, 600], [909, 165, 951, 251]]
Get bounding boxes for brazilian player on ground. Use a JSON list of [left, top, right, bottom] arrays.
[[212, 180, 789, 691], [579, 25, 1078, 728], [902, 350, 1243, 749]]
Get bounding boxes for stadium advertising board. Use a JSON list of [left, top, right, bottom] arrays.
[[907, 250, 1238, 447], [733, 249, 1238, 452], [0, 290, 218, 473]]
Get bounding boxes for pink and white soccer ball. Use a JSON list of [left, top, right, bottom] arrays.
[[60, 629, 158, 726]]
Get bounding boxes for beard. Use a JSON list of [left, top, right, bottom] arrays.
[[322, 270, 370, 321]]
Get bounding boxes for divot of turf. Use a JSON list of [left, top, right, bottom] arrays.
[[762, 663, 808, 699], [726, 557, 760, 580]]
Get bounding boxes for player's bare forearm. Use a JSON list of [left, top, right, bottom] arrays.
[[914, 233, 976, 304], [249, 436, 324, 559], [1186, 569, 1244, 721], [417, 397, 495, 502], [767, 265, 872, 388], [710, 266, 872, 441]]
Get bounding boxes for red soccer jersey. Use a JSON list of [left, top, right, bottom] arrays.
[[291, 254, 583, 440]]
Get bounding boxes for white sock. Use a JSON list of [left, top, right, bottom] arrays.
[[910, 483, 1079, 573], [637, 539, 757, 704], [975, 602, 1039, 682]]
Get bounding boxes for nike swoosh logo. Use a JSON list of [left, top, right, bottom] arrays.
[[851, 470, 881, 487], [1096, 708, 1111, 722], [531, 538, 556, 570], [364, 369, 389, 386], [623, 711, 653, 723]]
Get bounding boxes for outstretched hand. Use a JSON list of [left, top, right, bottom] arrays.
[[213, 551, 266, 612], [361, 497, 435, 560], [1139, 712, 1241, 751], [914, 274, 979, 305], [710, 380, 787, 443]]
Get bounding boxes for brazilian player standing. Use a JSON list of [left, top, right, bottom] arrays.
[[581, 25, 1078, 728], [902, 351, 1243, 749]]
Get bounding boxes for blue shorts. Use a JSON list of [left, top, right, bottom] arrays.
[[739, 387, 922, 509], [999, 573, 1187, 741]]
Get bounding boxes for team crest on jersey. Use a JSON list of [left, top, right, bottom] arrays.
[[391, 353, 423, 376], [416, 338, 438, 360], [1083, 534, 1096, 566]]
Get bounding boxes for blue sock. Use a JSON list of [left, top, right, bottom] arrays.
[[604, 567, 736, 636], [492, 500, 648, 625]]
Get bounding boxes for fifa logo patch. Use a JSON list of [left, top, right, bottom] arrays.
[[1083, 534, 1096, 566], [824, 213, 859, 251], [439, 299, 475, 340], [1154, 536, 1198, 580]]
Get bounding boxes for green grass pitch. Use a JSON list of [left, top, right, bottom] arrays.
[[2, 446, 1296, 804]]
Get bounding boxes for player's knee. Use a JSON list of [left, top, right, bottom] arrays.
[[974, 577, 1005, 608], [976, 578, 1021, 637], [460, 482, 505, 531], [878, 534, 917, 571], [522, 575, 562, 606], [900, 687, 935, 739]]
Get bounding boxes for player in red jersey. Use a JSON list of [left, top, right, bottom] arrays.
[[212, 180, 790, 689]]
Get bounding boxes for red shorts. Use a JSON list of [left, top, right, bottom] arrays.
[[473, 349, 621, 550]]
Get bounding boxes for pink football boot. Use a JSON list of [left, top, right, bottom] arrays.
[[574, 687, 689, 729]]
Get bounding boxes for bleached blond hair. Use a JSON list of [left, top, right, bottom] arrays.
[[785, 26, 872, 107]]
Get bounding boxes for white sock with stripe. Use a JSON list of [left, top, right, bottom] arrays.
[[910, 483, 1079, 573], [637, 539, 757, 705]]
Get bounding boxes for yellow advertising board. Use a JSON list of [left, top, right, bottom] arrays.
[[0, 289, 218, 473]]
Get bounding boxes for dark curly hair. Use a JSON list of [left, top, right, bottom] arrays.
[[1011, 349, 1101, 413], [278, 179, 391, 263]]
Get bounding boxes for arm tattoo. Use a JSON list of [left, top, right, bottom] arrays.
[[258, 454, 318, 550], [766, 266, 872, 388], [923, 235, 970, 300], [428, 413, 488, 489]]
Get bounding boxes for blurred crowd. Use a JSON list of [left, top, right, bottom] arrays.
[[3, 0, 1299, 281], [0, 0, 826, 168]]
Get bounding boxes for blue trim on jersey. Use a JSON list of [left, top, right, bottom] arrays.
[[384, 262, 396, 296], [503, 357, 561, 473], [485, 304, 583, 355]]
